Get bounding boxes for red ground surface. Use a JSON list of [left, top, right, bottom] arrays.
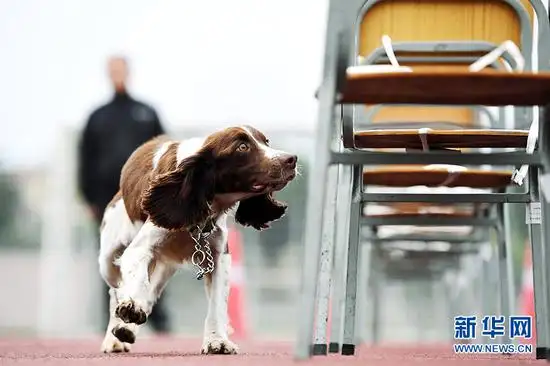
[[0, 337, 543, 365]]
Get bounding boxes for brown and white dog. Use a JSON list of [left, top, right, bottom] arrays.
[[98, 126, 297, 354]]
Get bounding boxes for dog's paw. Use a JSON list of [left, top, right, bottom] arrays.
[[112, 324, 136, 344], [201, 336, 239, 355], [115, 300, 147, 325], [101, 334, 131, 353]]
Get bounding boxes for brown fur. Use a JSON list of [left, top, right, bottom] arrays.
[[116, 126, 296, 232], [119, 135, 175, 222], [234, 192, 287, 230], [141, 145, 216, 230]]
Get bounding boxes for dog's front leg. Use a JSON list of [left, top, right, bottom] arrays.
[[115, 220, 167, 325], [101, 288, 140, 352], [201, 247, 238, 354]]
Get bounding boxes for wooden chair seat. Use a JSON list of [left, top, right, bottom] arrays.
[[366, 212, 475, 219], [381, 250, 464, 262], [363, 166, 512, 188], [354, 129, 528, 149], [385, 267, 451, 279], [375, 202, 486, 211], [341, 69, 550, 105], [364, 202, 477, 218]]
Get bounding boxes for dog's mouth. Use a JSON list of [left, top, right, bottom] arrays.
[[251, 171, 297, 193]]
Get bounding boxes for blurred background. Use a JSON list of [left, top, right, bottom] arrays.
[[0, 0, 530, 344]]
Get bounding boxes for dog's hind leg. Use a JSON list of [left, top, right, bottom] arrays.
[[98, 198, 143, 289]]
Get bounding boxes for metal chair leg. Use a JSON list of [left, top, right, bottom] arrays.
[[341, 165, 363, 356], [502, 203, 517, 320], [442, 272, 455, 343], [540, 198, 550, 362], [354, 235, 371, 345], [329, 165, 353, 353], [479, 244, 494, 345], [526, 169, 549, 359], [495, 204, 513, 346], [312, 165, 340, 356], [537, 105, 550, 362], [367, 242, 382, 345], [293, 17, 340, 359]]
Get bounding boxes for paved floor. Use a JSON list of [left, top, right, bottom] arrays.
[[0, 338, 540, 366]]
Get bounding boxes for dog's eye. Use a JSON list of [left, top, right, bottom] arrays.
[[264, 139, 270, 145], [237, 143, 249, 152]]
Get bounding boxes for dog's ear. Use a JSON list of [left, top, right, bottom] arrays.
[[235, 193, 287, 230], [141, 150, 216, 230]]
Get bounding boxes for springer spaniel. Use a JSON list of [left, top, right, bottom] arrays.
[[98, 126, 297, 354]]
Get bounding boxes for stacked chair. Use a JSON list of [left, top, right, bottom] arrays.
[[295, 0, 550, 361]]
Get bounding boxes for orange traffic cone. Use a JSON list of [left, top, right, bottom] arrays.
[[227, 226, 248, 339], [519, 243, 535, 345]]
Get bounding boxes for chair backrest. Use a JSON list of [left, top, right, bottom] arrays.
[[357, 0, 533, 60], [352, 0, 534, 131]]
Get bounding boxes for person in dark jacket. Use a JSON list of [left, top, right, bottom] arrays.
[[77, 55, 171, 333]]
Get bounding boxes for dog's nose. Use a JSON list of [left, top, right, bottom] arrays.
[[281, 154, 298, 168]]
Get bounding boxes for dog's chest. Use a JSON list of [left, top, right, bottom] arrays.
[[159, 227, 225, 264]]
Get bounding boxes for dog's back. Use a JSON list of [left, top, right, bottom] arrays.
[[98, 134, 173, 288], [119, 135, 174, 223]]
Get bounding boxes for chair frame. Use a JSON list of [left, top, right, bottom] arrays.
[[294, 0, 550, 360], [338, 45, 517, 350], [320, 40, 522, 353]]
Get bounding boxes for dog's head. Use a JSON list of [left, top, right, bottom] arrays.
[[141, 126, 298, 231]]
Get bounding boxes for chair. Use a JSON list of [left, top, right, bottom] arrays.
[[321, 8, 530, 356], [347, 49, 530, 346], [295, 0, 550, 360]]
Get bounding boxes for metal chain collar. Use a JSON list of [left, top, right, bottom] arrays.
[[190, 220, 216, 280]]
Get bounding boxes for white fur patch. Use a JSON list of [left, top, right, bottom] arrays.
[[152, 141, 173, 170], [198, 213, 232, 343], [203, 248, 231, 339], [217, 253, 232, 331], [242, 126, 284, 159], [176, 137, 207, 164], [99, 199, 143, 287], [116, 221, 168, 308], [101, 199, 143, 249]]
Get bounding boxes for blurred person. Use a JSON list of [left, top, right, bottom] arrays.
[[77, 55, 171, 334]]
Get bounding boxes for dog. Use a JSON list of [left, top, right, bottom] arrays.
[[98, 125, 297, 353]]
